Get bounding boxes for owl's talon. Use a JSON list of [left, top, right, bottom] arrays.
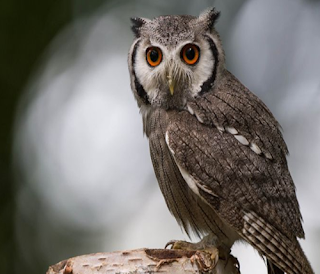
[[165, 240, 189, 250], [164, 240, 175, 249], [165, 240, 198, 250]]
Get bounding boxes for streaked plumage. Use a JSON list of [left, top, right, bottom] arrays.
[[128, 8, 314, 274]]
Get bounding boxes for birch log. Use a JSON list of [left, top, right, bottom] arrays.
[[46, 248, 240, 274]]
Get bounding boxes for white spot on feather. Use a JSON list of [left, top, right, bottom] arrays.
[[250, 142, 262, 155], [195, 112, 204, 123], [216, 125, 225, 132], [178, 167, 200, 196], [226, 126, 238, 135], [187, 105, 194, 115], [243, 213, 250, 223], [264, 151, 273, 160], [165, 131, 200, 196], [165, 131, 175, 155], [198, 183, 219, 197], [234, 134, 249, 145]]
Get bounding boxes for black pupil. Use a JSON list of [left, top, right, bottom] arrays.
[[185, 47, 195, 60], [150, 49, 159, 62]]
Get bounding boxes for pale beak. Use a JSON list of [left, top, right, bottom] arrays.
[[167, 74, 175, 95]]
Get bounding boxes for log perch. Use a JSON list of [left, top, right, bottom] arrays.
[[46, 248, 240, 274]]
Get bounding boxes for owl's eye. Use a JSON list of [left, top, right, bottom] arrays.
[[146, 47, 162, 67], [181, 44, 200, 65]]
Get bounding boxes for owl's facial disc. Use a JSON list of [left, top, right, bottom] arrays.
[[129, 9, 224, 108], [133, 36, 219, 109], [144, 43, 202, 97], [134, 38, 217, 108]]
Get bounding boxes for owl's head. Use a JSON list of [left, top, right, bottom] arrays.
[[128, 8, 225, 110]]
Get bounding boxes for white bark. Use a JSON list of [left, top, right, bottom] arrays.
[[46, 248, 240, 274]]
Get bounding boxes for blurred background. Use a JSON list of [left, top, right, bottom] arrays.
[[1, 0, 319, 273]]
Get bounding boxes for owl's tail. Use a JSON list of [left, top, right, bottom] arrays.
[[265, 240, 314, 274], [267, 259, 284, 274], [242, 212, 314, 274]]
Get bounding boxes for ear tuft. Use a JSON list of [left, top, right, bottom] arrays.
[[199, 8, 221, 31], [130, 17, 147, 38]]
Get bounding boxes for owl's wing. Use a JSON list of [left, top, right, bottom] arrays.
[[180, 70, 304, 237], [164, 71, 308, 272], [166, 109, 301, 238]]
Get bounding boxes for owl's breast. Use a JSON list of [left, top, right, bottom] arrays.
[[144, 107, 239, 245]]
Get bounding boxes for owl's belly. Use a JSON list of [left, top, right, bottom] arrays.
[[146, 109, 239, 247], [167, 179, 240, 248]]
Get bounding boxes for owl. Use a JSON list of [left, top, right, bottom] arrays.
[[128, 8, 314, 274]]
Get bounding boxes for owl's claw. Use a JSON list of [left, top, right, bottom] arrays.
[[164, 240, 175, 249], [165, 240, 197, 250]]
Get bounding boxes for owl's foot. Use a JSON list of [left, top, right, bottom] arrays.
[[165, 234, 224, 254], [165, 239, 202, 250], [165, 240, 219, 271]]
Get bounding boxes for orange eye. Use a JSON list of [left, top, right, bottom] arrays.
[[181, 44, 200, 65], [146, 47, 162, 67]]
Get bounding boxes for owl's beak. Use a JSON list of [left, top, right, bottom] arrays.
[[167, 74, 175, 95]]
